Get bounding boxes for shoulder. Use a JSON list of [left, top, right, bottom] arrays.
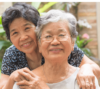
[[1, 45, 27, 75], [32, 66, 43, 77], [68, 45, 84, 67], [3, 45, 25, 60]]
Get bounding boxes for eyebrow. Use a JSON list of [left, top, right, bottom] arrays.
[[10, 29, 16, 33], [23, 23, 35, 27], [58, 28, 66, 32], [46, 28, 66, 33], [23, 23, 31, 26]]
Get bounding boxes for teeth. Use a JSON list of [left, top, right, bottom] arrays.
[[51, 49, 61, 51], [23, 43, 30, 46]]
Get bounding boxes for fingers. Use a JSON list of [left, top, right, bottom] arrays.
[[89, 78, 94, 89], [19, 85, 29, 89], [17, 80, 29, 86], [18, 67, 40, 82], [85, 76, 96, 89], [23, 67, 38, 77], [92, 77, 96, 89], [85, 78, 90, 89], [18, 70, 33, 81], [80, 78, 86, 89], [76, 76, 81, 88], [77, 75, 96, 89], [77, 75, 87, 89], [13, 70, 26, 82], [17, 80, 30, 89]]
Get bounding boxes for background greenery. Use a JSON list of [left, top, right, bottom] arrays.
[[0, 2, 92, 76]]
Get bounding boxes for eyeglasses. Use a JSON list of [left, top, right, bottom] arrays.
[[40, 34, 71, 42]]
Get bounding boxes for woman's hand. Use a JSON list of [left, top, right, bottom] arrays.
[[76, 64, 96, 89], [2, 68, 27, 89], [10, 68, 26, 82], [16, 67, 50, 89]]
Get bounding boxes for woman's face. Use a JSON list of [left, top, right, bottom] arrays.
[[39, 21, 74, 63], [9, 17, 37, 54]]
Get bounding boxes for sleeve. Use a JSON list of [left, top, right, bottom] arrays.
[[68, 44, 84, 67], [1, 46, 17, 75], [13, 82, 20, 89], [95, 77, 100, 89]]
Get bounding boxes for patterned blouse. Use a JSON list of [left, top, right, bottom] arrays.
[[1, 45, 84, 75]]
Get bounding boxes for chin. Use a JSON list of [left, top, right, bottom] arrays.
[[22, 49, 34, 54], [49, 56, 62, 60]]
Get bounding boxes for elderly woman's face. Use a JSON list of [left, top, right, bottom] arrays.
[[9, 17, 37, 54], [39, 21, 74, 63]]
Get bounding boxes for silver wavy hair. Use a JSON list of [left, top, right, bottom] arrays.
[[35, 9, 78, 42]]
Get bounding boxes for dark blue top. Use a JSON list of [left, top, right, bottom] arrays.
[[1, 45, 84, 75]]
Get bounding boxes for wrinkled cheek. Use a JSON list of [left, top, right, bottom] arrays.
[[41, 42, 49, 57], [11, 38, 20, 49]]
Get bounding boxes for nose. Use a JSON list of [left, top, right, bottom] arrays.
[[20, 34, 28, 41], [51, 37, 60, 45]]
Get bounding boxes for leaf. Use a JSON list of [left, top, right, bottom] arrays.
[[31, 2, 41, 9], [76, 40, 84, 48], [0, 41, 12, 50], [81, 48, 92, 57], [76, 36, 80, 41], [0, 29, 5, 33], [0, 70, 1, 78], [38, 2, 58, 13], [61, 3, 66, 10], [0, 29, 5, 36], [0, 59, 1, 73], [0, 16, 2, 24]]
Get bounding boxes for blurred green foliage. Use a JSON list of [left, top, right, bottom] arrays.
[[0, 16, 12, 51], [76, 35, 92, 57]]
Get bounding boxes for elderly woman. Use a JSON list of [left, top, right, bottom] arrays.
[[12, 10, 99, 89], [1, 3, 100, 89]]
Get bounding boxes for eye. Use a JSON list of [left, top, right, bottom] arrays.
[[59, 34, 65, 37], [25, 27, 31, 31], [12, 32, 18, 35], [45, 35, 52, 38]]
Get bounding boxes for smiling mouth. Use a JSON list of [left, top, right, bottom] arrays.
[[49, 49, 63, 53], [50, 49, 62, 51], [22, 42, 32, 47]]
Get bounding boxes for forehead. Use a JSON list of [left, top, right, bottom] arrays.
[[42, 21, 69, 33], [9, 17, 34, 29]]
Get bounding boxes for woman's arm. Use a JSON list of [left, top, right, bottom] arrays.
[[77, 55, 100, 89], [0, 74, 9, 89], [1, 69, 25, 89], [2, 75, 15, 89], [79, 55, 100, 79], [1, 68, 50, 89]]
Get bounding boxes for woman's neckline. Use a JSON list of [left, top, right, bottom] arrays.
[[46, 67, 80, 85]]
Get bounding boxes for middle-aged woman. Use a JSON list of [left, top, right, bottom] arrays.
[[3, 10, 100, 89], [0, 2, 100, 89]]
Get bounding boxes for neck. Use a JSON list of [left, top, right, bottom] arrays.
[[26, 50, 42, 70], [43, 59, 74, 83]]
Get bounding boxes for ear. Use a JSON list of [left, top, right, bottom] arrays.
[[38, 41, 42, 53], [71, 39, 75, 51]]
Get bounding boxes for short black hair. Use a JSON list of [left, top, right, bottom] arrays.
[[2, 2, 40, 40]]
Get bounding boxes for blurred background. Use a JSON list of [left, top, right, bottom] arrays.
[[0, 2, 100, 84]]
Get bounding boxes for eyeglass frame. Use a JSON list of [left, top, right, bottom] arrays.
[[40, 33, 72, 43]]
